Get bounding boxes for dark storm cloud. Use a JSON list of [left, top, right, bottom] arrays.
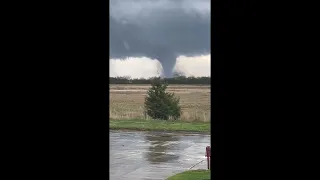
[[110, 0, 210, 77]]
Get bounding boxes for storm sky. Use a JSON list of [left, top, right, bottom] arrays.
[[110, 0, 211, 78]]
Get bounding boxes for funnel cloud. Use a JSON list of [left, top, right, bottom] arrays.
[[110, 0, 210, 77]]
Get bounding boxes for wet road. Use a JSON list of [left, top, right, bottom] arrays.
[[110, 130, 210, 180]]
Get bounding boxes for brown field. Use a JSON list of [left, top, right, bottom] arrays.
[[110, 84, 211, 122]]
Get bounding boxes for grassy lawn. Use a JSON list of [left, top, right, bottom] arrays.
[[166, 170, 210, 180], [110, 119, 210, 133]]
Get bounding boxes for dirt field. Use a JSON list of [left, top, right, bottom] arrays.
[[110, 84, 210, 122]]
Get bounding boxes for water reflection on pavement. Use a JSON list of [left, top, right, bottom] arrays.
[[110, 130, 210, 180]]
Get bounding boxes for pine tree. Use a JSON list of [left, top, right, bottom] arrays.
[[144, 77, 181, 120]]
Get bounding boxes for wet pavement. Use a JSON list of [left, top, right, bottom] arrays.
[[110, 130, 210, 180]]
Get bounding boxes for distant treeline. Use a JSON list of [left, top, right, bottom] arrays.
[[110, 76, 211, 85]]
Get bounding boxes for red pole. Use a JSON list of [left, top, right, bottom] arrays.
[[206, 146, 211, 170]]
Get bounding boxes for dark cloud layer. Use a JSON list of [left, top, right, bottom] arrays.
[[110, 0, 210, 77]]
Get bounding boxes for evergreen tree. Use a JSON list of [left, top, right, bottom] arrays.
[[144, 78, 181, 120]]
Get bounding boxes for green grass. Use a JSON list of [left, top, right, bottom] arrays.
[[110, 119, 210, 133], [166, 170, 210, 180]]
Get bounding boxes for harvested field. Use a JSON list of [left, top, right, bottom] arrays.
[[110, 84, 211, 122]]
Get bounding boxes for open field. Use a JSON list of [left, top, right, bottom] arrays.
[[110, 84, 210, 122]]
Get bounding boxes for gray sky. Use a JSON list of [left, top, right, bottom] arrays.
[[110, 0, 211, 77]]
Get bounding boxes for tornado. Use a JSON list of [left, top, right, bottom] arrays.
[[158, 55, 177, 78], [110, 0, 211, 78], [148, 46, 177, 78]]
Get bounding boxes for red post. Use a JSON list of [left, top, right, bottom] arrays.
[[205, 146, 211, 170]]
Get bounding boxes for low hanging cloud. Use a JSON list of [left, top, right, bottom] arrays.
[[110, 0, 211, 77], [110, 55, 210, 78]]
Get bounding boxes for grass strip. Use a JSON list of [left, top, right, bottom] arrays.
[[110, 119, 210, 133]]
